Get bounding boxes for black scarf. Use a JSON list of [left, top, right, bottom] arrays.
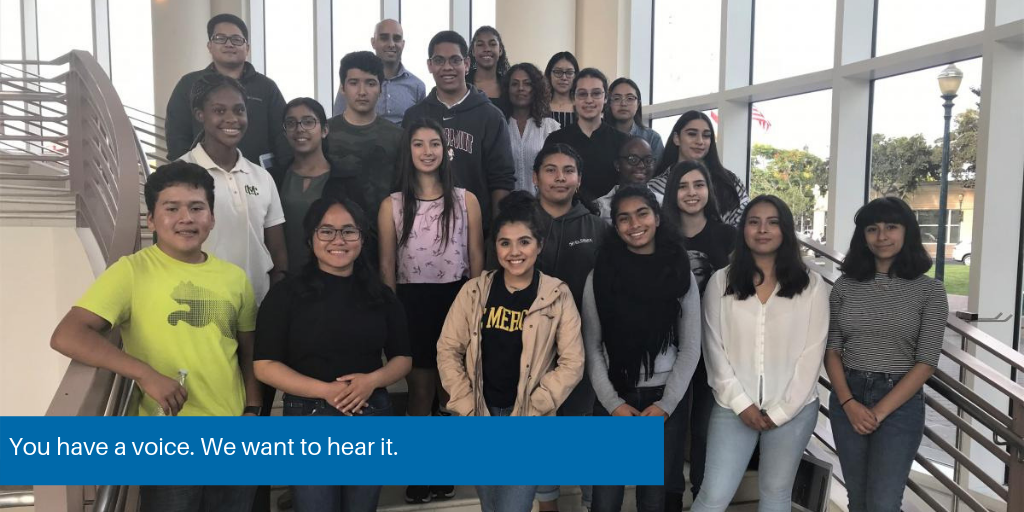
[[593, 239, 691, 391]]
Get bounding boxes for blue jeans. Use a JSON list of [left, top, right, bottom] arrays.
[[829, 369, 925, 512], [693, 399, 818, 512], [284, 389, 392, 512], [591, 385, 688, 512], [536, 386, 594, 507], [139, 485, 255, 512], [475, 405, 538, 512]]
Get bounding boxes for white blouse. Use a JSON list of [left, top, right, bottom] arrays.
[[508, 116, 562, 194], [702, 267, 829, 427]]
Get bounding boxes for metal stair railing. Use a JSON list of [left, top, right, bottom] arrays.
[[799, 235, 1024, 512], [0, 51, 145, 512]]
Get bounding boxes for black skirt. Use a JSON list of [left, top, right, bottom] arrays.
[[396, 280, 466, 368]]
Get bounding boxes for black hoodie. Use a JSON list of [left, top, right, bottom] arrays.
[[165, 62, 292, 176], [402, 86, 515, 225], [536, 202, 609, 311]]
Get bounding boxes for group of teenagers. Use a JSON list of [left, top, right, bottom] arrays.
[[47, 12, 949, 512]]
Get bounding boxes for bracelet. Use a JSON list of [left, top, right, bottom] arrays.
[[840, 397, 855, 408]]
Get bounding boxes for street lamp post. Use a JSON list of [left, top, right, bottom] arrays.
[[935, 63, 963, 281]]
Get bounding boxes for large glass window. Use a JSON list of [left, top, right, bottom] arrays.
[[265, 0, 315, 102], [0, 0, 20, 60], [401, 0, 450, 90], [109, 0, 154, 117], [869, 58, 981, 277], [875, 0, 985, 57], [333, 0, 380, 101], [652, 0, 720, 102], [748, 90, 833, 240], [37, 0, 92, 59], [753, 0, 835, 84], [472, 0, 496, 34]]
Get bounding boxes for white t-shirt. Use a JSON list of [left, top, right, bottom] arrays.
[[179, 144, 285, 303]]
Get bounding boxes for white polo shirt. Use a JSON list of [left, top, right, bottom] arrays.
[[179, 144, 285, 303]]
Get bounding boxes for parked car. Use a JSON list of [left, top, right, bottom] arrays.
[[952, 241, 972, 265]]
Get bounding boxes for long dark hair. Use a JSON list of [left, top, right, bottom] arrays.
[[468, 26, 510, 81], [501, 63, 551, 127], [726, 195, 809, 300], [544, 51, 579, 93], [282, 97, 329, 166], [300, 196, 386, 306], [395, 118, 458, 249], [661, 160, 723, 226], [604, 77, 646, 128], [655, 110, 740, 215], [840, 197, 932, 281]]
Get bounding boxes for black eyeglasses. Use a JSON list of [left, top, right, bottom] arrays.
[[430, 55, 465, 67], [619, 154, 656, 167], [315, 227, 361, 242], [284, 117, 319, 131], [551, 69, 575, 79], [210, 34, 247, 46]]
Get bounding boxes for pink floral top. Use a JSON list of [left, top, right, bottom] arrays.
[[390, 188, 470, 284]]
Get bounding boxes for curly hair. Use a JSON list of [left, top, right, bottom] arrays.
[[501, 63, 551, 127]]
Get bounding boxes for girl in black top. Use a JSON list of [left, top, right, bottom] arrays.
[[660, 160, 737, 509], [544, 51, 579, 128], [467, 26, 509, 107], [254, 196, 412, 512]]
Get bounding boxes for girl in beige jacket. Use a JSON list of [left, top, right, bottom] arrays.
[[436, 191, 585, 512]]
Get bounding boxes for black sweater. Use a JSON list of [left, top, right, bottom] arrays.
[[536, 202, 609, 311], [255, 272, 411, 382], [402, 86, 515, 224], [165, 62, 292, 176]]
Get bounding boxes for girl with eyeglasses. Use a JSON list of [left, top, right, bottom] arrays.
[[502, 63, 561, 194], [694, 195, 828, 512], [648, 111, 749, 227], [659, 160, 737, 510], [584, 185, 700, 512], [378, 118, 484, 504], [437, 191, 584, 512], [605, 77, 664, 162], [543, 51, 579, 128], [825, 197, 947, 512], [254, 195, 412, 512], [278, 97, 368, 276]]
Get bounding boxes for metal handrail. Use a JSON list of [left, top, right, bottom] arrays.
[[799, 234, 1024, 511], [0, 490, 34, 508], [2, 51, 144, 512]]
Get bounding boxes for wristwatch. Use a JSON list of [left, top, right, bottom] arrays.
[[244, 405, 262, 415]]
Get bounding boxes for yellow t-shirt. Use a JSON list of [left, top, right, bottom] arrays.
[[75, 245, 257, 416]]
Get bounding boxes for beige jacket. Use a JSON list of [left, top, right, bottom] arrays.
[[437, 270, 585, 416]]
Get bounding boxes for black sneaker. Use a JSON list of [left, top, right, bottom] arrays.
[[405, 485, 432, 504], [430, 485, 456, 500]]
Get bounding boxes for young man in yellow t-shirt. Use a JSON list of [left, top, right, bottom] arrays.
[[51, 161, 262, 511]]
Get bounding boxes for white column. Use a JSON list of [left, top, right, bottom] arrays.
[[313, 0, 333, 117], [963, 9, 1024, 497], [383, 0, 399, 20], [496, 0, 575, 72], [826, 0, 875, 254], [150, 0, 210, 121], [451, 0, 470, 41], [628, 0, 652, 107], [248, 0, 265, 73], [716, 0, 753, 184], [92, 0, 111, 75]]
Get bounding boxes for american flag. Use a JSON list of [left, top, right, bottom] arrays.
[[707, 107, 771, 132]]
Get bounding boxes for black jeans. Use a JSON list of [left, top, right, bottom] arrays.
[[591, 385, 689, 512], [283, 388, 392, 512], [140, 485, 256, 512]]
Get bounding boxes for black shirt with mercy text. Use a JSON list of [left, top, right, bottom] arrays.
[[481, 270, 540, 408]]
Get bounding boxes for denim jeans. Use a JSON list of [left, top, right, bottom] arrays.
[[475, 405, 538, 512], [591, 385, 688, 512], [692, 399, 818, 512], [536, 384, 594, 507], [284, 388, 392, 512], [140, 485, 256, 512], [829, 369, 925, 512]]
